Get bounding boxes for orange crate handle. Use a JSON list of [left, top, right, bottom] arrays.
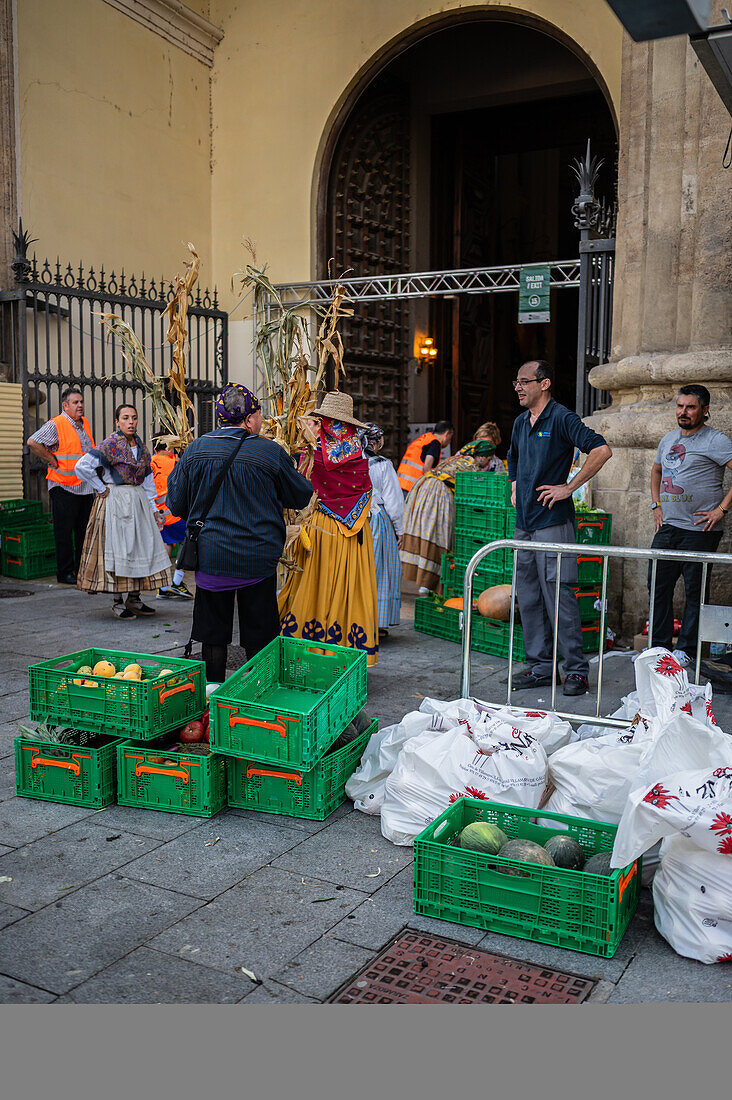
[[5, 557, 21, 566], [24, 746, 90, 775], [133, 762, 200, 782], [618, 861, 638, 901], [576, 556, 602, 564], [153, 672, 200, 705], [5, 534, 21, 544], [246, 764, 303, 785], [577, 520, 603, 529], [218, 704, 299, 738]]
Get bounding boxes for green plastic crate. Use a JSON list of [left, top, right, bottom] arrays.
[[15, 732, 125, 809], [414, 598, 526, 662], [454, 502, 509, 543], [577, 555, 603, 586], [413, 798, 641, 958], [0, 498, 43, 531], [453, 555, 513, 589], [1, 518, 54, 556], [454, 530, 511, 574], [2, 546, 57, 579], [575, 511, 612, 546], [573, 588, 601, 623], [29, 649, 206, 740], [210, 636, 367, 769], [581, 621, 602, 653], [454, 471, 512, 507], [227, 718, 378, 820], [116, 740, 227, 817]]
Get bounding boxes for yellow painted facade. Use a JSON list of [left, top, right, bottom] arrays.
[[15, 0, 623, 311]]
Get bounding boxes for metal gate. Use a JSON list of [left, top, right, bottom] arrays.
[[0, 224, 228, 499]]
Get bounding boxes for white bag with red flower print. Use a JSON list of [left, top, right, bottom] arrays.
[[652, 835, 732, 965], [380, 719, 548, 847], [473, 703, 572, 756], [611, 766, 732, 868]]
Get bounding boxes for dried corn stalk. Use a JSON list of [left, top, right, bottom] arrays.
[[233, 240, 353, 569], [163, 242, 199, 447]]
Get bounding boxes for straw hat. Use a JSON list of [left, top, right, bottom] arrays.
[[312, 390, 368, 429]]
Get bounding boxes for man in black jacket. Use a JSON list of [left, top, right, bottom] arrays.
[[167, 383, 313, 683]]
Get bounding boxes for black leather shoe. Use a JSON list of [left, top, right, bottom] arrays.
[[57, 574, 77, 586], [510, 668, 560, 691], [563, 674, 589, 697]]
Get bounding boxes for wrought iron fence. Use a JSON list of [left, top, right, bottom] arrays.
[[0, 224, 228, 499]]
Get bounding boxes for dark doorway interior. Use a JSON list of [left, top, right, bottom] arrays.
[[429, 90, 616, 453]]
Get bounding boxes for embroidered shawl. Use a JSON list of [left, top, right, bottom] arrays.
[[90, 431, 152, 487], [308, 418, 371, 528]]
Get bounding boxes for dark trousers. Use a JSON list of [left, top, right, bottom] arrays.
[[50, 488, 94, 580], [192, 576, 280, 660], [648, 524, 723, 654]]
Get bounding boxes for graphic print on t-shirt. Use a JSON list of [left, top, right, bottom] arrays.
[[661, 442, 686, 496]]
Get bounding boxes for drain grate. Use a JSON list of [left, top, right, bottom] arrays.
[[329, 930, 596, 1004], [0, 587, 34, 598]]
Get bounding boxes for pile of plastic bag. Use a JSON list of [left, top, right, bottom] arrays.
[[346, 648, 732, 964]]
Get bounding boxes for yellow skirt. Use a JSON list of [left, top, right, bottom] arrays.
[[278, 508, 379, 667]]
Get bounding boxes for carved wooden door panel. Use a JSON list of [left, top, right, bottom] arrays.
[[324, 82, 411, 458]]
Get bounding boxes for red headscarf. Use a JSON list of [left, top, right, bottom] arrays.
[[308, 418, 371, 528]]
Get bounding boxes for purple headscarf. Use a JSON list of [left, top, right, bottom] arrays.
[[216, 383, 261, 426]]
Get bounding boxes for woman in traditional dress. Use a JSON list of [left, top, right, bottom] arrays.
[[400, 422, 502, 595], [359, 421, 404, 639], [74, 404, 172, 619], [278, 391, 379, 666]]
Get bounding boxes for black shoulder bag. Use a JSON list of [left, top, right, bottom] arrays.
[[176, 431, 247, 572]]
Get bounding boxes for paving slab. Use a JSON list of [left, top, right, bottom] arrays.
[[89, 804, 210, 841], [0, 875, 203, 994], [121, 814, 306, 900], [0, 903, 30, 931], [272, 934, 375, 1001], [329, 865, 487, 951], [608, 924, 732, 1003], [240, 979, 320, 1004], [149, 866, 368, 981], [226, 800, 355, 835], [0, 758, 17, 801], [0, 691, 33, 721], [0, 974, 57, 1003], [0, 821, 162, 910], [64, 946, 249, 1004], [271, 811, 411, 893], [0, 795, 96, 847]]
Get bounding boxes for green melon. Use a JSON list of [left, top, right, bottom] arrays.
[[497, 838, 555, 876], [544, 835, 586, 871], [458, 821, 508, 855], [328, 723, 360, 753], [584, 851, 614, 876], [351, 709, 373, 735]]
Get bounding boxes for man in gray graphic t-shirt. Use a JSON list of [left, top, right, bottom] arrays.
[[649, 385, 732, 663]]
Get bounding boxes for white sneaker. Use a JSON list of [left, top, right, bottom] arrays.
[[674, 649, 691, 666]]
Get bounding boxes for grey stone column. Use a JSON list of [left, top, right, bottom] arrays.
[[0, 0, 20, 293], [585, 33, 732, 638]]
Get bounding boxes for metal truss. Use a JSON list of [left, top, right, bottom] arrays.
[[269, 259, 581, 306]]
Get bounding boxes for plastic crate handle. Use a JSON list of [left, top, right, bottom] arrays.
[[577, 556, 602, 564], [129, 755, 200, 782], [618, 861, 637, 901], [246, 764, 303, 785], [24, 746, 90, 775], [5, 557, 21, 566], [153, 673, 199, 704], [577, 520, 603, 529], [5, 534, 20, 544], [218, 704, 298, 738], [433, 819, 450, 840], [305, 646, 339, 658]]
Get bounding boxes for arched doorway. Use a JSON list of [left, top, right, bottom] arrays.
[[318, 15, 618, 458]]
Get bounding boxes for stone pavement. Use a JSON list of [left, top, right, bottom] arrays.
[[1, 574, 732, 1004]]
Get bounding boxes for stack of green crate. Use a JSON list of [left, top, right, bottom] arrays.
[[423, 474, 613, 656], [0, 498, 56, 579], [19, 649, 211, 814], [210, 636, 373, 821]]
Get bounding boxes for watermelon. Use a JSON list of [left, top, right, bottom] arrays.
[[544, 835, 586, 871], [584, 851, 614, 876], [351, 709, 373, 735], [459, 821, 508, 854], [497, 838, 555, 876], [328, 723, 360, 753]]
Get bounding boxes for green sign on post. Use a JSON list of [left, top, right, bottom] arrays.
[[518, 265, 551, 324]]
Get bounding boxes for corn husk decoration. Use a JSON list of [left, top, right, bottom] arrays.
[[233, 240, 354, 569], [98, 242, 201, 451]]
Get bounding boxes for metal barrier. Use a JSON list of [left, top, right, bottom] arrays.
[[460, 539, 732, 729]]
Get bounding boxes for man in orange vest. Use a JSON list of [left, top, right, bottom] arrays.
[[397, 420, 454, 495], [151, 438, 193, 600], [27, 387, 95, 585]]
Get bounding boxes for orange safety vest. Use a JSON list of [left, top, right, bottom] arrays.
[[151, 452, 181, 524], [46, 414, 95, 489], [397, 432, 439, 492]]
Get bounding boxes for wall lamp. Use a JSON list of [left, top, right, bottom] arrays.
[[416, 337, 438, 373]]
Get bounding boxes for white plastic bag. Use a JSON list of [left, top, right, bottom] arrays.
[[473, 704, 572, 756], [633, 647, 693, 720], [612, 766, 732, 868], [346, 712, 444, 814], [545, 730, 644, 822], [634, 711, 732, 795], [380, 720, 548, 846], [653, 835, 732, 964]]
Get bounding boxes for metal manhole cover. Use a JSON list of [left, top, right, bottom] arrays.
[[329, 930, 596, 1004], [0, 587, 34, 598]]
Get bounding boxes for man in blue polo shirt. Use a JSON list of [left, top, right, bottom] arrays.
[[507, 360, 612, 696]]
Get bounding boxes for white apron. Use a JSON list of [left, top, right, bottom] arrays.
[[103, 484, 172, 579]]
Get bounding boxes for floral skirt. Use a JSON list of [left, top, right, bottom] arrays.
[[278, 508, 379, 666]]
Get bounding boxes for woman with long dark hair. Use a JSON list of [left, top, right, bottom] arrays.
[[74, 403, 172, 618]]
